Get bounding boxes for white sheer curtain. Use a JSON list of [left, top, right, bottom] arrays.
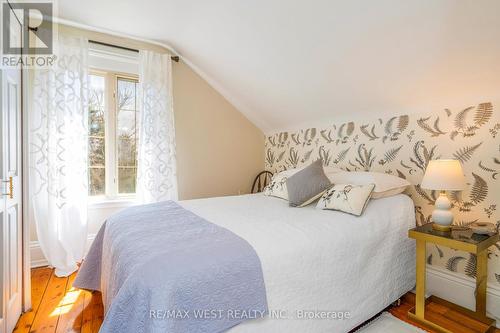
[[30, 36, 89, 277], [137, 51, 177, 203]]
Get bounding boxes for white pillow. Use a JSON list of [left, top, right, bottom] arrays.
[[326, 171, 410, 199], [316, 183, 375, 216], [324, 166, 343, 175], [263, 169, 301, 200]]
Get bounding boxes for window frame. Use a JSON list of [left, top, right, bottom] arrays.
[[89, 69, 139, 201]]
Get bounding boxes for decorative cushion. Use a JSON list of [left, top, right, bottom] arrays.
[[326, 171, 410, 199], [286, 159, 332, 207], [263, 169, 300, 200], [316, 183, 375, 216]]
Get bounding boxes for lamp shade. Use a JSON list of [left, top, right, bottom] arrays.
[[421, 159, 466, 191]]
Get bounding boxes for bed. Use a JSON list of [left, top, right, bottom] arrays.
[[74, 193, 416, 333]]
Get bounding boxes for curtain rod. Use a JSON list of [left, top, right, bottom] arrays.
[[89, 40, 180, 62]]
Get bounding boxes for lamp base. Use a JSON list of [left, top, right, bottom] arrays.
[[432, 223, 452, 232], [431, 191, 454, 232]]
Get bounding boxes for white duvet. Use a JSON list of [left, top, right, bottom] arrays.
[[180, 193, 416, 333]]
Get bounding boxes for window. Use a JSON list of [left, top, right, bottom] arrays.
[[88, 72, 139, 198], [89, 75, 106, 196], [116, 77, 139, 194]]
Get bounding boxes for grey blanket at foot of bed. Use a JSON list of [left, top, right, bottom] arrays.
[[73, 201, 268, 333]]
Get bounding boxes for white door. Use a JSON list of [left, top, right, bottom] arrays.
[[0, 6, 23, 333]]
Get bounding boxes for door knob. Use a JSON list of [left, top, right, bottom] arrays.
[[2, 177, 13, 199]]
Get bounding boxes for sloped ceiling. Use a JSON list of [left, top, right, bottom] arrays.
[[57, 0, 500, 133]]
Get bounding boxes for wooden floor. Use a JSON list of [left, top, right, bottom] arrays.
[[15, 267, 498, 333], [389, 293, 500, 333], [14, 267, 103, 333]]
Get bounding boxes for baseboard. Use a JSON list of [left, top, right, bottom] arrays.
[[426, 265, 500, 327], [30, 234, 96, 268]]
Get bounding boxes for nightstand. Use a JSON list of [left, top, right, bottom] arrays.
[[408, 224, 499, 333]]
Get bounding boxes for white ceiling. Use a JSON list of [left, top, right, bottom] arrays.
[[57, 0, 500, 133]]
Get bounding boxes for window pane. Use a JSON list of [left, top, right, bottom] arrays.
[[89, 168, 105, 196], [117, 79, 136, 111], [89, 108, 105, 136], [116, 77, 138, 194], [89, 137, 105, 166], [88, 74, 106, 196], [118, 167, 136, 194], [117, 111, 136, 166]]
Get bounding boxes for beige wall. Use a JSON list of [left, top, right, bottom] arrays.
[[173, 62, 264, 199]]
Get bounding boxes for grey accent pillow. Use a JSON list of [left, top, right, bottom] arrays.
[[286, 159, 332, 207]]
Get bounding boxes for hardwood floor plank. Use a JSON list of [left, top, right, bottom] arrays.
[[389, 292, 500, 333], [29, 269, 69, 333], [81, 291, 103, 333], [13, 267, 52, 333], [425, 310, 477, 333], [55, 273, 86, 333], [443, 308, 490, 333], [426, 301, 449, 315], [91, 296, 103, 333], [80, 292, 92, 333]]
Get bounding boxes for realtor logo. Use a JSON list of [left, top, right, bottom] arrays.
[[2, 1, 53, 55]]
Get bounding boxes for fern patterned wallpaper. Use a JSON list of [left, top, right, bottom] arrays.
[[264, 102, 500, 286]]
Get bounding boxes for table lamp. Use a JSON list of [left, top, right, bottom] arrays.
[[421, 159, 466, 231]]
